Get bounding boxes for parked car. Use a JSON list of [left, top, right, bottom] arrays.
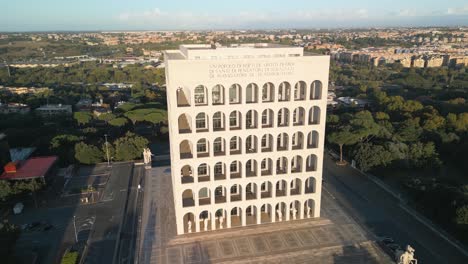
[[380, 237, 395, 244], [13, 203, 24, 214]]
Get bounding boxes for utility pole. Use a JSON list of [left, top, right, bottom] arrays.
[[104, 134, 110, 167], [73, 215, 78, 242]]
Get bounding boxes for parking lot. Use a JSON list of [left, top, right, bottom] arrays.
[[7, 163, 115, 264]]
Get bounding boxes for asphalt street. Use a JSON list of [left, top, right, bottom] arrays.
[[116, 164, 145, 264], [322, 154, 468, 264], [79, 162, 134, 264]]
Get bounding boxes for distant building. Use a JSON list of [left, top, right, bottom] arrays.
[[412, 56, 425, 68], [36, 104, 72, 117], [425, 56, 444, 68], [102, 83, 133, 90], [93, 107, 111, 117], [0, 103, 30, 114], [398, 57, 412, 68], [449, 56, 468, 67], [337, 97, 370, 108], [0, 86, 51, 95], [9, 147, 36, 162], [0, 156, 58, 181]]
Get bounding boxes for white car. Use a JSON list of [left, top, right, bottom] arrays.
[[13, 202, 24, 214]]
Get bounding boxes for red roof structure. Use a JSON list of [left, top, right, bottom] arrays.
[[0, 156, 58, 180]]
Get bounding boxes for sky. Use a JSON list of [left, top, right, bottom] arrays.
[[1, 0, 468, 31]]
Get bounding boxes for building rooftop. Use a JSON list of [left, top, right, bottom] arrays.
[[0, 156, 57, 180], [36, 104, 72, 110], [10, 147, 36, 162], [165, 43, 320, 60]]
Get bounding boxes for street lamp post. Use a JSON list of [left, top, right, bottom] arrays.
[[73, 215, 78, 242], [104, 134, 110, 167]]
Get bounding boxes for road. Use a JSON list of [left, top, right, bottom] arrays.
[[116, 164, 145, 264], [80, 162, 134, 264], [322, 155, 468, 264]]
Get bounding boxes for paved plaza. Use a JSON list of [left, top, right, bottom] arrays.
[[138, 166, 392, 264]]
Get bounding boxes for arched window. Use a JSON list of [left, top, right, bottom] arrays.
[[212, 84, 225, 105], [278, 82, 291, 101], [229, 84, 242, 104], [178, 114, 192, 133], [176, 87, 190, 107], [196, 113, 208, 131], [213, 112, 225, 131], [229, 111, 241, 130], [179, 140, 193, 159], [197, 139, 209, 157], [310, 81, 322, 100], [246, 83, 258, 103], [277, 108, 289, 127], [309, 106, 321, 125], [294, 81, 306, 101], [262, 82, 275, 102], [194, 85, 208, 105]]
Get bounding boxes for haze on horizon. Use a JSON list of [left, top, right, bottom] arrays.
[[1, 0, 468, 32]]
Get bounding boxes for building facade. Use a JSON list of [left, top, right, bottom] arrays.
[[35, 104, 72, 117], [165, 44, 329, 235]]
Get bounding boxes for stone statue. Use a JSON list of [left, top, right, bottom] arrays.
[[219, 216, 224, 229], [397, 245, 417, 264], [277, 209, 282, 222], [143, 148, 148, 164], [291, 207, 297, 220], [306, 205, 311, 218], [204, 218, 209, 231], [187, 220, 192, 233], [143, 148, 152, 164]]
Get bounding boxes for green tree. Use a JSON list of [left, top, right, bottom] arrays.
[[408, 142, 441, 168], [0, 180, 12, 201], [74, 142, 103, 164], [124, 111, 146, 125], [73, 112, 93, 126], [97, 113, 116, 123], [144, 110, 168, 125], [113, 132, 149, 161], [50, 134, 82, 164], [327, 126, 359, 164], [326, 114, 340, 124], [455, 205, 468, 225], [397, 118, 423, 142], [375, 112, 390, 121], [349, 111, 382, 141], [353, 143, 394, 172], [447, 113, 468, 132], [108, 117, 128, 127]]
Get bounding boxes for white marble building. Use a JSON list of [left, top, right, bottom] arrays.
[[164, 44, 329, 235]]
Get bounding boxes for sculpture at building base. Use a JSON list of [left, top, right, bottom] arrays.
[[204, 218, 209, 231], [397, 245, 417, 264], [187, 220, 192, 233], [219, 216, 224, 229], [143, 148, 152, 164], [291, 207, 297, 220]]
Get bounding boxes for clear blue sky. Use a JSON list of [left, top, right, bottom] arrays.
[[1, 0, 468, 31]]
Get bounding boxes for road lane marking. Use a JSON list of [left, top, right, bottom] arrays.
[[399, 203, 468, 258], [322, 186, 336, 199]]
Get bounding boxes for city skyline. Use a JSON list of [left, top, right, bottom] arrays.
[[1, 0, 468, 31]]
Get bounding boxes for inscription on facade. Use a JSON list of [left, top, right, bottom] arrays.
[[208, 62, 295, 79]]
